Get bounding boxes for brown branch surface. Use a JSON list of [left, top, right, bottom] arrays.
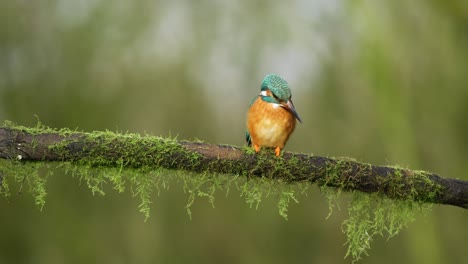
[[0, 126, 467, 209]]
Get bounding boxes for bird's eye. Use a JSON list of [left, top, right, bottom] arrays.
[[270, 92, 281, 102]]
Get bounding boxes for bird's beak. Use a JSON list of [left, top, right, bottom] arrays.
[[284, 100, 302, 123]]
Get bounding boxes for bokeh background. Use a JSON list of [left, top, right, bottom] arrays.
[[1, 0, 467, 263]]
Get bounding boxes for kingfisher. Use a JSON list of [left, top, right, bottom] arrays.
[[246, 74, 302, 157]]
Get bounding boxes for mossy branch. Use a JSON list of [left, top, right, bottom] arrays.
[[0, 124, 466, 209]]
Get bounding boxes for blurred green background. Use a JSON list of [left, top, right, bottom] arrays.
[[1, 0, 467, 263]]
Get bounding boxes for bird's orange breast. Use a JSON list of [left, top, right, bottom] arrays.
[[247, 97, 297, 149]]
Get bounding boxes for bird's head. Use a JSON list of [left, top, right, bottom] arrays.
[[260, 74, 302, 123]]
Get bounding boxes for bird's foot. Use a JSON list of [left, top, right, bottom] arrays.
[[254, 144, 260, 153], [274, 147, 281, 157]]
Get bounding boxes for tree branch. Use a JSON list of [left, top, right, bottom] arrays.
[[0, 125, 467, 209]]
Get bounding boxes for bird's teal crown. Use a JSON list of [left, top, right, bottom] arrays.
[[261, 73, 291, 101]]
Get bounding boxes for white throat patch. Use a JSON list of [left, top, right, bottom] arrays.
[[272, 103, 282, 108]]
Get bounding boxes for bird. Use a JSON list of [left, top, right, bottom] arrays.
[[246, 73, 302, 157]]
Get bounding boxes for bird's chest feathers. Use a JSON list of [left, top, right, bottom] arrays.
[[248, 98, 296, 147], [257, 110, 289, 137]]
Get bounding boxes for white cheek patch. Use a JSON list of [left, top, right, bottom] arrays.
[[259, 91, 282, 108]]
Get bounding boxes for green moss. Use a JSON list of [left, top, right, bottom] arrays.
[[320, 186, 342, 219], [0, 159, 49, 210], [316, 158, 439, 262], [129, 169, 156, 220], [319, 158, 374, 190], [382, 166, 443, 203], [239, 177, 269, 209], [0, 147, 435, 263], [277, 183, 301, 220], [0, 121, 443, 262], [237, 174, 309, 220], [183, 172, 218, 219], [340, 191, 430, 262], [3, 119, 76, 136]]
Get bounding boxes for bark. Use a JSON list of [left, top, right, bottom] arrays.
[[0, 126, 466, 209]]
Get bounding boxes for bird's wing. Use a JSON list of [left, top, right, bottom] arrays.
[[245, 95, 259, 146], [248, 95, 259, 107], [245, 131, 252, 146]]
